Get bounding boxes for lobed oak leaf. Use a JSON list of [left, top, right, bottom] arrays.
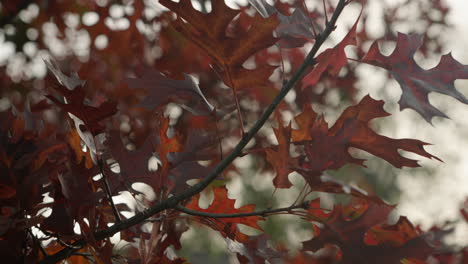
[[45, 60, 117, 164], [263, 115, 300, 188], [166, 113, 220, 193], [296, 95, 440, 178], [303, 198, 434, 264], [67, 130, 94, 169], [126, 67, 214, 115], [364, 216, 420, 247], [156, 115, 184, 168], [185, 187, 264, 243], [249, 0, 317, 48], [45, 60, 117, 136], [291, 104, 318, 142], [362, 32, 468, 123], [104, 130, 166, 194], [302, 12, 361, 88], [265, 118, 298, 188], [57, 161, 103, 221], [214, 63, 278, 103], [160, 0, 279, 101], [160, 0, 279, 68]]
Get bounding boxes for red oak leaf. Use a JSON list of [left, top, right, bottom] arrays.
[[364, 216, 420, 247], [156, 115, 183, 168], [297, 95, 440, 178], [159, 0, 279, 68], [104, 113, 186, 194], [291, 104, 318, 142], [264, 117, 299, 188], [126, 67, 214, 115], [362, 32, 468, 123], [160, 0, 279, 106], [249, 0, 317, 48], [45, 60, 117, 136], [185, 187, 264, 243], [104, 130, 166, 194], [303, 198, 434, 264], [302, 12, 361, 87]]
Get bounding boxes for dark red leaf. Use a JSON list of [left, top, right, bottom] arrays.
[[362, 32, 468, 123], [296, 95, 440, 178]]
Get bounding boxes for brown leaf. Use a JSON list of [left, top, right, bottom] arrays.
[[303, 198, 434, 264], [185, 187, 264, 242], [264, 116, 299, 188]]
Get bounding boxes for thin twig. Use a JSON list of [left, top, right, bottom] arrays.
[[225, 63, 246, 135], [175, 201, 312, 218], [323, 0, 329, 23], [300, 0, 317, 38], [39, 1, 349, 263], [98, 158, 122, 223], [37, 227, 81, 250], [28, 228, 48, 258]]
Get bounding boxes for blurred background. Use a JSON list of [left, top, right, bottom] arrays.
[[0, 0, 467, 262]]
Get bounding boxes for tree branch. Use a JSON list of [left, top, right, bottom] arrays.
[[28, 228, 48, 258], [39, 1, 349, 263], [175, 202, 311, 219]]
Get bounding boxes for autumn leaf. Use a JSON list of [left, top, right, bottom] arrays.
[[185, 187, 264, 242], [302, 12, 361, 87], [364, 216, 420, 247], [45, 59, 117, 164], [160, 0, 280, 108], [249, 0, 317, 48], [45, 59, 117, 136], [362, 32, 468, 123], [291, 104, 318, 142], [303, 198, 434, 264], [67, 130, 94, 168], [104, 130, 167, 194], [263, 116, 299, 188], [296, 95, 440, 178], [126, 67, 214, 115], [160, 0, 279, 69]]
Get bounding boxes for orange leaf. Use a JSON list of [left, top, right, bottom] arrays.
[[264, 116, 299, 188], [186, 187, 264, 242]]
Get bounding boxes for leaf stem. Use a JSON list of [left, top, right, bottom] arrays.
[[39, 1, 349, 262], [98, 158, 122, 223]]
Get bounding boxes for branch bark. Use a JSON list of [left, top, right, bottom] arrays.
[[39, 1, 349, 263], [175, 202, 311, 219]]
